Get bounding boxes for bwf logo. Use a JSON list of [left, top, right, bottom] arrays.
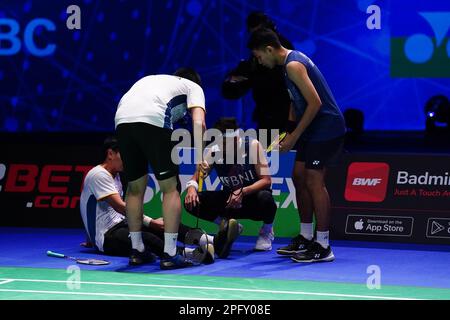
[[352, 178, 382, 186], [345, 162, 390, 202]]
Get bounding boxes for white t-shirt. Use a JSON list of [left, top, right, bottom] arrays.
[[114, 74, 205, 129], [80, 165, 125, 252]]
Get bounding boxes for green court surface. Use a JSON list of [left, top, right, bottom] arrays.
[[1, 267, 449, 300]]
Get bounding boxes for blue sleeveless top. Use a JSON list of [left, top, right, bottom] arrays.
[[212, 137, 260, 191], [284, 50, 346, 141]]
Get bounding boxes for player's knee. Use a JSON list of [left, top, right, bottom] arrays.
[[258, 191, 276, 210], [293, 174, 307, 189], [127, 182, 145, 196], [305, 176, 324, 191], [158, 176, 178, 193]]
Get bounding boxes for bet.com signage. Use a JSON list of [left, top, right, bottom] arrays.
[[0, 163, 92, 209]]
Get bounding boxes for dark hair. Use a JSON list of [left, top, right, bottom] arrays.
[[173, 67, 202, 86], [247, 28, 282, 50], [102, 136, 119, 160], [246, 11, 276, 32], [213, 117, 239, 134]]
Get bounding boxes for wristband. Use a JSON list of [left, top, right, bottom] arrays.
[[186, 180, 199, 191], [142, 215, 153, 227]]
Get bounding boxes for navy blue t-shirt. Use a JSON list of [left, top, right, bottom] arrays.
[[212, 137, 259, 192], [284, 50, 346, 141]]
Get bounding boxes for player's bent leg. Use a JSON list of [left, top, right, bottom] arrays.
[[253, 190, 276, 251]]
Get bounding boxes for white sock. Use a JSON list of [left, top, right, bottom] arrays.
[[130, 232, 145, 252], [199, 234, 214, 246], [300, 223, 313, 240], [164, 232, 178, 256], [316, 231, 330, 249], [261, 223, 273, 234]]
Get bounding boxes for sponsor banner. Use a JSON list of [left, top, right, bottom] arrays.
[[345, 215, 414, 237], [336, 154, 450, 210], [2, 135, 450, 244], [0, 138, 301, 236]]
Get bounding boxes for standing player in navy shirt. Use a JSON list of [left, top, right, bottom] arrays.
[[248, 28, 346, 263]]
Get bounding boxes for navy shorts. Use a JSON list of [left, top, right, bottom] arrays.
[[295, 135, 345, 169]]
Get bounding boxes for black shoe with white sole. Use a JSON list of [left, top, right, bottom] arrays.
[[214, 219, 239, 258], [276, 235, 313, 256], [129, 248, 157, 266], [291, 242, 335, 263]]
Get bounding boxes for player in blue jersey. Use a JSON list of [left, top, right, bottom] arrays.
[[184, 118, 277, 258], [247, 28, 346, 263]]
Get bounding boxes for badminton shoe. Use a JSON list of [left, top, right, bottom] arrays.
[[214, 218, 240, 258], [254, 228, 274, 251], [276, 235, 313, 256], [291, 242, 335, 263], [160, 252, 194, 270], [129, 248, 157, 265]]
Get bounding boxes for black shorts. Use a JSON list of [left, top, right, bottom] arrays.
[[185, 189, 277, 224], [295, 135, 345, 169], [116, 122, 178, 181]]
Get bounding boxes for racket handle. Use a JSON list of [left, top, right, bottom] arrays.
[[198, 171, 204, 192], [47, 251, 65, 258]]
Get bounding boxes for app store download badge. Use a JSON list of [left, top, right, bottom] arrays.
[[390, 2, 450, 78], [345, 215, 414, 237]]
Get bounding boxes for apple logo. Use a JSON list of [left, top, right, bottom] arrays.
[[355, 219, 364, 230]]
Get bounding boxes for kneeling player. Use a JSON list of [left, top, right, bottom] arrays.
[[184, 118, 277, 258]]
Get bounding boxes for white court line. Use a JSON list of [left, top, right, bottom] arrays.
[[0, 278, 422, 300], [0, 288, 214, 300], [0, 280, 14, 285]]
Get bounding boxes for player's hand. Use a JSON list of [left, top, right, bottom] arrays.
[[149, 217, 164, 232], [226, 192, 243, 209], [80, 241, 94, 248], [198, 161, 210, 176], [185, 186, 200, 211], [279, 133, 298, 153]]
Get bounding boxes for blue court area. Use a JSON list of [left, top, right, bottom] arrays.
[[1, 227, 450, 292]]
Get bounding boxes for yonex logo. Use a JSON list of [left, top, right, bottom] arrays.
[[345, 162, 390, 202], [391, 8, 450, 77]]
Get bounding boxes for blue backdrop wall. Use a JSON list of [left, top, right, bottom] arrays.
[[1, 0, 449, 132]]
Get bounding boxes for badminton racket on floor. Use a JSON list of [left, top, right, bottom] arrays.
[[47, 250, 110, 265], [182, 228, 214, 265]]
